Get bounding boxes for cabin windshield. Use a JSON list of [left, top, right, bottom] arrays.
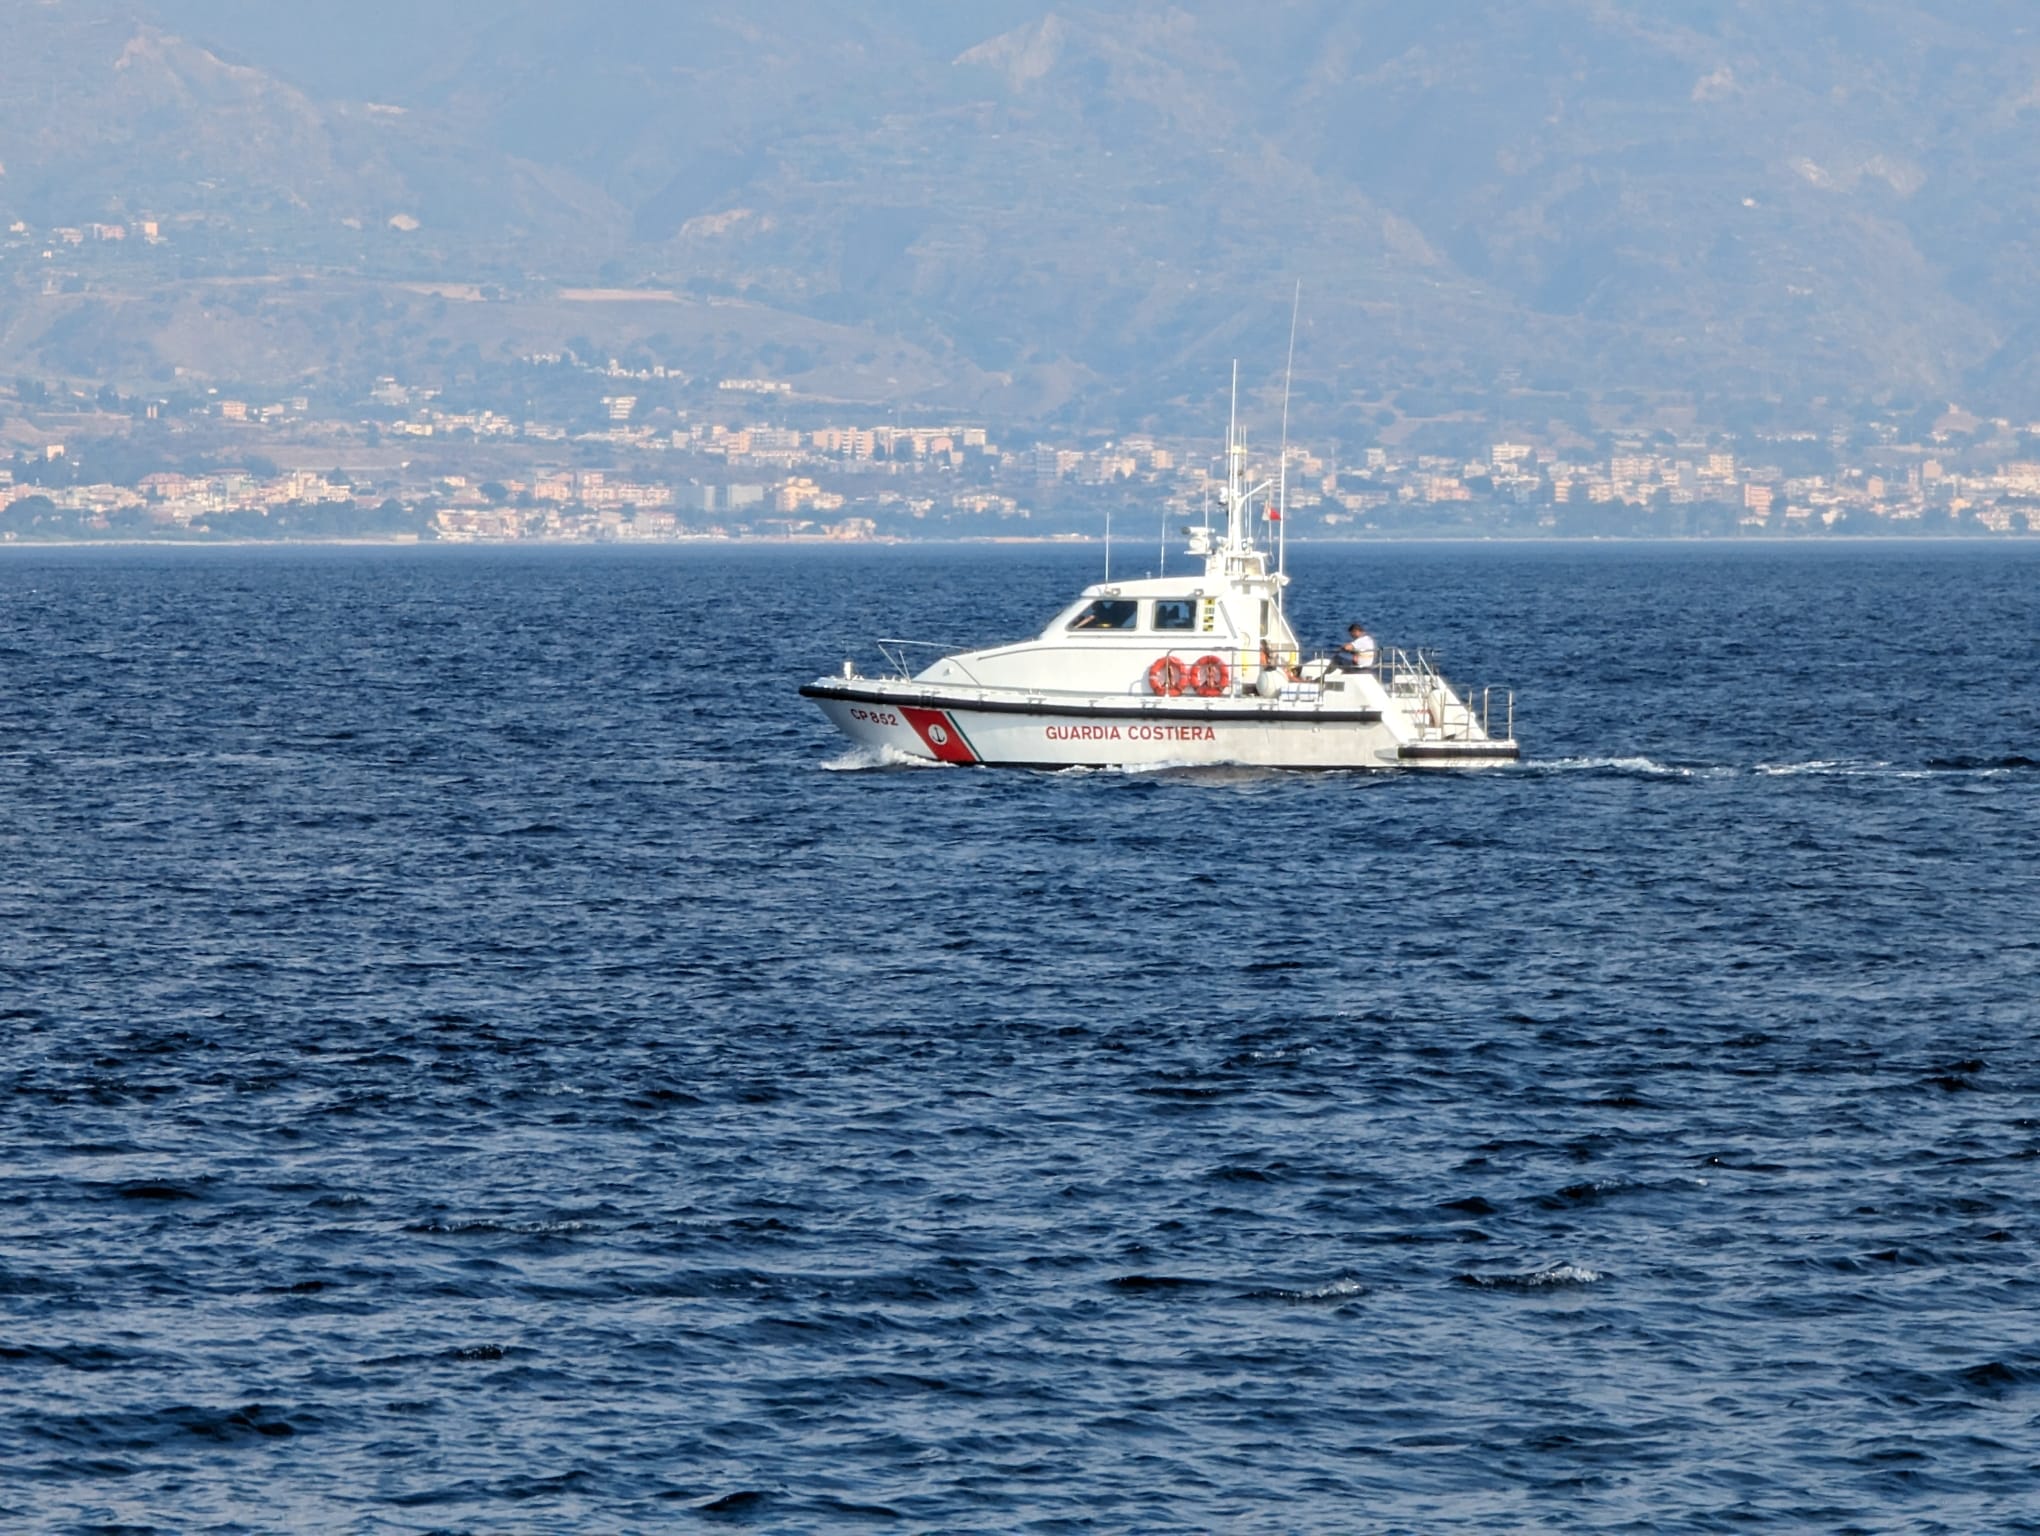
[[1153, 599, 1196, 631], [1068, 599, 1138, 630]]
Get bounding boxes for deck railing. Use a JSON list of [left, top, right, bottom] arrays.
[[872, 637, 985, 685], [1308, 646, 1515, 743], [862, 635, 1512, 741]]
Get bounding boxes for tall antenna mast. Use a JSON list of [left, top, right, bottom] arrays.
[[1277, 281, 1299, 592], [1226, 359, 1244, 553]]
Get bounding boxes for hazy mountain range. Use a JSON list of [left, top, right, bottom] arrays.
[[8, 0, 2040, 426]]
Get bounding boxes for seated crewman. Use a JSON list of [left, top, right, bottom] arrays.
[[1334, 621, 1377, 671]]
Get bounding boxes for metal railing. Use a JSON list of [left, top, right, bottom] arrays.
[[1304, 645, 1516, 743], [860, 635, 1513, 740], [872, 637, 984, 685]]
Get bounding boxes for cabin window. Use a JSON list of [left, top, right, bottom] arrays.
[[1152, 599, 1196, 631], [1069, 599, 1138, 630]]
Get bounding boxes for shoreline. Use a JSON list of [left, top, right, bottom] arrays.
[[4, 532, 2039, 552]]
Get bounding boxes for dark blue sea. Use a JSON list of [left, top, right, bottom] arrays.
[[2, 541, 2037, 1533]]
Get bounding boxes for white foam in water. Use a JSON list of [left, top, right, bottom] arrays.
[[1461, 1260, 1607, 1290], [1297, 1277, 1367, 1300], [1754, 759, 1891, 777], [1526, 1262, 1604, 1287], [1108, 758, 1229, 777], [1053, 759, 1274, 781], [819, 744, 949, 771], [1536, 755, 1697, 779], [1245, 1276, 1368, 1302]]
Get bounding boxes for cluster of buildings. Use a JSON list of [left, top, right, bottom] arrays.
[[0, 465, 355, 532], [4, 217, 169, 255], [11, 429, 2036, 541], [285, 374, 2040, 535], [7, 361, 2040, 538], [1313, 434, 2040, 532], [0, 458, 888, 541]]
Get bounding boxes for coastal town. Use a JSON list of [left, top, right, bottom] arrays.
[[4, 209, 2040, 544], [7, 355, 2040, 542]]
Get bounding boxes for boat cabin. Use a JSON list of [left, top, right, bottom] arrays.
[[907, 573, 1302, 699]]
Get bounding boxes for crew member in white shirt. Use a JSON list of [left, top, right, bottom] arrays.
[[1336, 621, 1377, 672]]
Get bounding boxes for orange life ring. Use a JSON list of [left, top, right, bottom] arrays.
[[1189, 654, 1230, 696], [1146, 655, 1188, 696]]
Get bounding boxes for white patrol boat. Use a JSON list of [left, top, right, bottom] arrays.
[[801, 395, 1518, 772]]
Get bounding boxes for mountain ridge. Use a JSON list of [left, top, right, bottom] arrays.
[[6, 1, 2040, 425]]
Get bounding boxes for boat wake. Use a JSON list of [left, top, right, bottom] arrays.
[[1924, 754, 2040, 773], [1751, 756, 2040, 779], [1530, 755, 1702, 779], [1531, 755, 2038, 781]]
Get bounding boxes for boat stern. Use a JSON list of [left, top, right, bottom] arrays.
[[1397, 737, 1521, 768]]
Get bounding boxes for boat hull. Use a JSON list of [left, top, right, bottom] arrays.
[[801, 682, 1517, 770]]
